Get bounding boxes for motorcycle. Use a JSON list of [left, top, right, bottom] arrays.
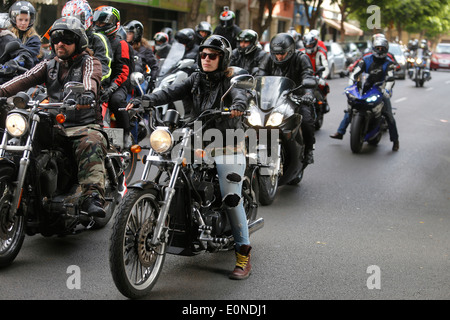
[[0, 82, 126, 267], [102, 72, 150, 182], [345, 78, 390, 153], [109, 74, 263, 299], [312, 66, 330, 130], [407, 48, 430, 87], [152, 41, 196, 118], [244, 76, 316, 205]]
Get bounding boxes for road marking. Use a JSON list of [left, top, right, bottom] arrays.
[[394, 97, 407, 103], [425, 87, 434, 91]]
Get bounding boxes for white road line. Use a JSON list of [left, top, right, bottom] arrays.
[[425, 87, 434, 91], [394, 97, 407, 103]]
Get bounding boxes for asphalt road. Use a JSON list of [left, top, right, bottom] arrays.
[[1, 69, 449, 303]]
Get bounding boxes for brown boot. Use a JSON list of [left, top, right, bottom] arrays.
[[229, 245, 252, 280]]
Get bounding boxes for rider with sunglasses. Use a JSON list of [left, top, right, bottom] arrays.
[[0, 17, 107, 218], [137, 35, 254, 280]]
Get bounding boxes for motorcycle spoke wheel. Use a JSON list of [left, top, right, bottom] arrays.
[[109, 188, 166, 299], [0, 168, 25, 268]]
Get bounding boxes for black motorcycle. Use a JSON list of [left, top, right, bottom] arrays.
[[244, 76, 316, 205], [0, 83, 126, 267], [109, 74, 263, 299]]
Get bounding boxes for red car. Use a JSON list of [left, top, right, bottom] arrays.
[[431, 43, 450, 70]]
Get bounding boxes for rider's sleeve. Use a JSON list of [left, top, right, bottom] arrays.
[[385, 63, 395, 92], [82, 55, 102, 97], [92, 32, 112, 85], [111, 40, 132, 88], [317, 51, 330, 79], [349, 59, 365, 85], [0, 60, 47, 97]]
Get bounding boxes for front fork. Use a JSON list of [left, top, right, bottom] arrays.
[[0, 114, 39, 222]]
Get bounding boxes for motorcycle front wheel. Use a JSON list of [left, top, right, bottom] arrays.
[[0, 166, 25, 268], [109, 188, 166, 299], [350, 114, 365, 154]]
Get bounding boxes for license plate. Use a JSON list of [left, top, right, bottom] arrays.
[[103, 127, 123, 148]]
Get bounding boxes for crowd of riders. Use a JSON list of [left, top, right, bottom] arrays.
[[0, 1, 403, 280]]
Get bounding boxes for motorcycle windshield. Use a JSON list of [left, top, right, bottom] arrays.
[[159, 41, 185, 77], [255, 76, 296, 111]]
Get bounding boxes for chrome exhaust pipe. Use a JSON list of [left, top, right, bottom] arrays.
[[248, 217, 264, 235]]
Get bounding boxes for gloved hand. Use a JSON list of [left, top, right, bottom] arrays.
[[301, 92, 315, 105], [99, 83, 118, 103], [76, 91, 95, 108], [318, 78, 326, 86], [141, 94, 155, 110], [383, 89, 391, 98], [0, 59, 19, 75]]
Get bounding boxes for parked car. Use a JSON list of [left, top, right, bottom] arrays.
[[389, 42, 407, 79], [353, 40, 372, 54], [430, 43, 450, 70], [324, 41, 346, 78], [340, 42, 362, 68]]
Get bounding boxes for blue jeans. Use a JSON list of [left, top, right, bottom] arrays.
[[337, 97, 399, 141], [214, 152, 249, 250]]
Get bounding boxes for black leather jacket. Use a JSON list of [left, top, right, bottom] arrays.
[[257, 50, 315, 95], [146, 69, 248, 134], [230, 46, 268, 76]]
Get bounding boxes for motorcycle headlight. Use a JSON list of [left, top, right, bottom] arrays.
[[149, 128, 173, 154], [265, 112, 284, 127], [6, 113, 28, 137], [416, 58, 423, 65], [366, 95, 378, 103]]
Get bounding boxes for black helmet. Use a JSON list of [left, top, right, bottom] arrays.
[[49, 17, 89, 55], [372, 36, 389, 59], [236, 29, 259, 55], [9, 1, 36, 31], [175, 28, 196, 50], [219, 6, 235, 28], [195, 21, 212, 41], [93, 6, 120, 37], [124, 20, 144, 44], [270, 33, 295, 65], [198, 35, 232, 72]]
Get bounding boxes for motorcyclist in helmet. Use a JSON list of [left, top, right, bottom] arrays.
[[134, 35, 253, 280], [330, 36, 399, 151], [230, 29, 267, 75], [0, 16, 107, 217], [8, 1, 40, 65], [287, 27, 303, 49], [153, 31, 171, 60], [301, 31, 330, 112], [124, 20, 159, 91], [161, 27, 174, 44], [213, 6, 242, 49], [93, 6, 135, 148], [174, 28, 199, 62], [419, 39, 431, 80], [0, 12, 33, 84], [257, 32, 317, 164], [195, 21, 212, 45], [62, 0, 113, 87]]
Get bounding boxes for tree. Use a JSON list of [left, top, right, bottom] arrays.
[[253, 0, 277, 37], [302, 0, 324, 30]]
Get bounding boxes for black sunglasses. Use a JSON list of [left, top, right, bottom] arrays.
[[51, 30, 78, 45], [200, 52, 222, 60]]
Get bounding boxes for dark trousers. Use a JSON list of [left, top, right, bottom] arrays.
[[108, 86, 130, 131], [299, 104, 316, 150]]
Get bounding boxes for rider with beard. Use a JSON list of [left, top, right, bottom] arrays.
[[257, 33, 316, 164], [61, 0, 113, 87], [134, 35, 253, 280], [213, 6, 241, 50], [230, 29, 267, 76], [0, 17, 106, 217], [330, 36, 399, 151]]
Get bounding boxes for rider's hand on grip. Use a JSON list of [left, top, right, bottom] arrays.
[[76, 91, 95, 109]]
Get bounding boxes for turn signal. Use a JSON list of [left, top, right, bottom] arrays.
[[130, 144, 141, 153], [56, 114, 66, 123]]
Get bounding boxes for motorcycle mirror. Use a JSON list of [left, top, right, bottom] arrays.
[[0, 41, 21, 61], [316, 66, 325, 74], [301, 78, 317, 89], [230, 74, 255, 91], [64, 82, 85, 95], [130, 72, 145, 87]]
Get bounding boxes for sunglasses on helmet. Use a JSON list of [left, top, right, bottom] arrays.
[[199, 52, 222, 60], [51, 30, 78, 45]]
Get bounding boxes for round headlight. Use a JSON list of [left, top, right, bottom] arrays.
[[265, 112, 284, 127], [6, 113, 28, 137], [149, 128, 173, 154]]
